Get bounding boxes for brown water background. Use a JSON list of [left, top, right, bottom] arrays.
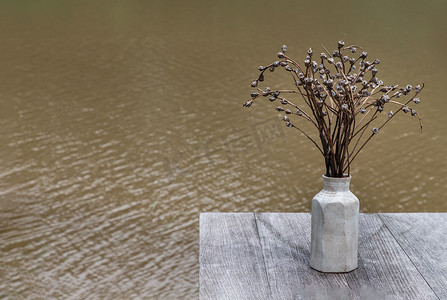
[[0, 0, 446, 298]]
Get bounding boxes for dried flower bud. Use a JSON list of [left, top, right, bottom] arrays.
[[277, 52, 285, 58], [350, 65, 356, 71], [336, 62, 343, 69], [296, 109, 303, 116], [411, 109, 417, 116], [360, 51, 368, 59], [243, 100, 252, 107], [269, 65, 275, 72], [360, 108, 366, 114], [377, 106, 383, 112], [372, 68, 378, 76], [320, 53, 327, 59], [304, 59, 311, 66], [285, 65, 293, 71], [381, 94, 390, 103], [341, 103, 349, 110], [372, 127, 379, 134], [283, 115, 289, 121], [269, 96, 276, 102], [273, 91, 280, 97], [350, 47, 357, 53], [258, 73, 264, 82], [280, 61, 287, 67], [413, 98, 420, 104], [307, 48, 313, 56], [322, 110, 328, 116], [342, 56, 349, 62], [285, 121, 292, 127], [281, 45, 287, 53], [415, 85, 421, 92], [258, 66, 266, 71], [373, 59, 380, 65], [251, 80, 258, 87], [338, 40, 345, 48], [327, 57, 334, 64], [333, 50, 340, 57], [285, 109, 292, 114], [280, 99, 288, 105], [402, 106, 410, 113], [388, 111, 394, 118], [406, 85, 412, 91], [273, 61, 280, 67], [276, 106, 284, 111], [250, 91, 258, 97]]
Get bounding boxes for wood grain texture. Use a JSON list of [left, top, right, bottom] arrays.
[[380, 213, 447, 299], [199, 213, 271, 300], [200, 213, 441, 300], [256, 213, 437, 300]]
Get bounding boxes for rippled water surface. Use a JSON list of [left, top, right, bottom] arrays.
[[1, 0, 446, 298]]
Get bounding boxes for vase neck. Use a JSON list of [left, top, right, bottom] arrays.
[[322, 175, 351, 192]]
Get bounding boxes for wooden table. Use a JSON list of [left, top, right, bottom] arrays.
[[199, 213, 447, 300]]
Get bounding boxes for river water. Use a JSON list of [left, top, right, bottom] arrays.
[[0, 0, 446, 299]]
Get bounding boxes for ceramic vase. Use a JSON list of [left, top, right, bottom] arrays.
[[310, 175, 359, 273]]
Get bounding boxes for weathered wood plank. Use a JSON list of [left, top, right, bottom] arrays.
[[199, 213, 271, 300], [349, 214, 438, 300], [380, 213, 447, 299], [255, 213, 438, 300]]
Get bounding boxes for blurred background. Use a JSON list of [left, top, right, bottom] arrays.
[[0, 0, 446, 298]]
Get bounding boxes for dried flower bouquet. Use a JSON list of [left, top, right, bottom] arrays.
[[243, 41, 424, 177]]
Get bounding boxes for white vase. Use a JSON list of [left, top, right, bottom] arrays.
[[310, 175, 359, 273]]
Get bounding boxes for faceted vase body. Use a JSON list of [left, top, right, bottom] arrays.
[[310, 175, 359, 273]]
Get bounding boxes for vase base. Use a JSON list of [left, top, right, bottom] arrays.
[[310, 263, 358, 273]]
